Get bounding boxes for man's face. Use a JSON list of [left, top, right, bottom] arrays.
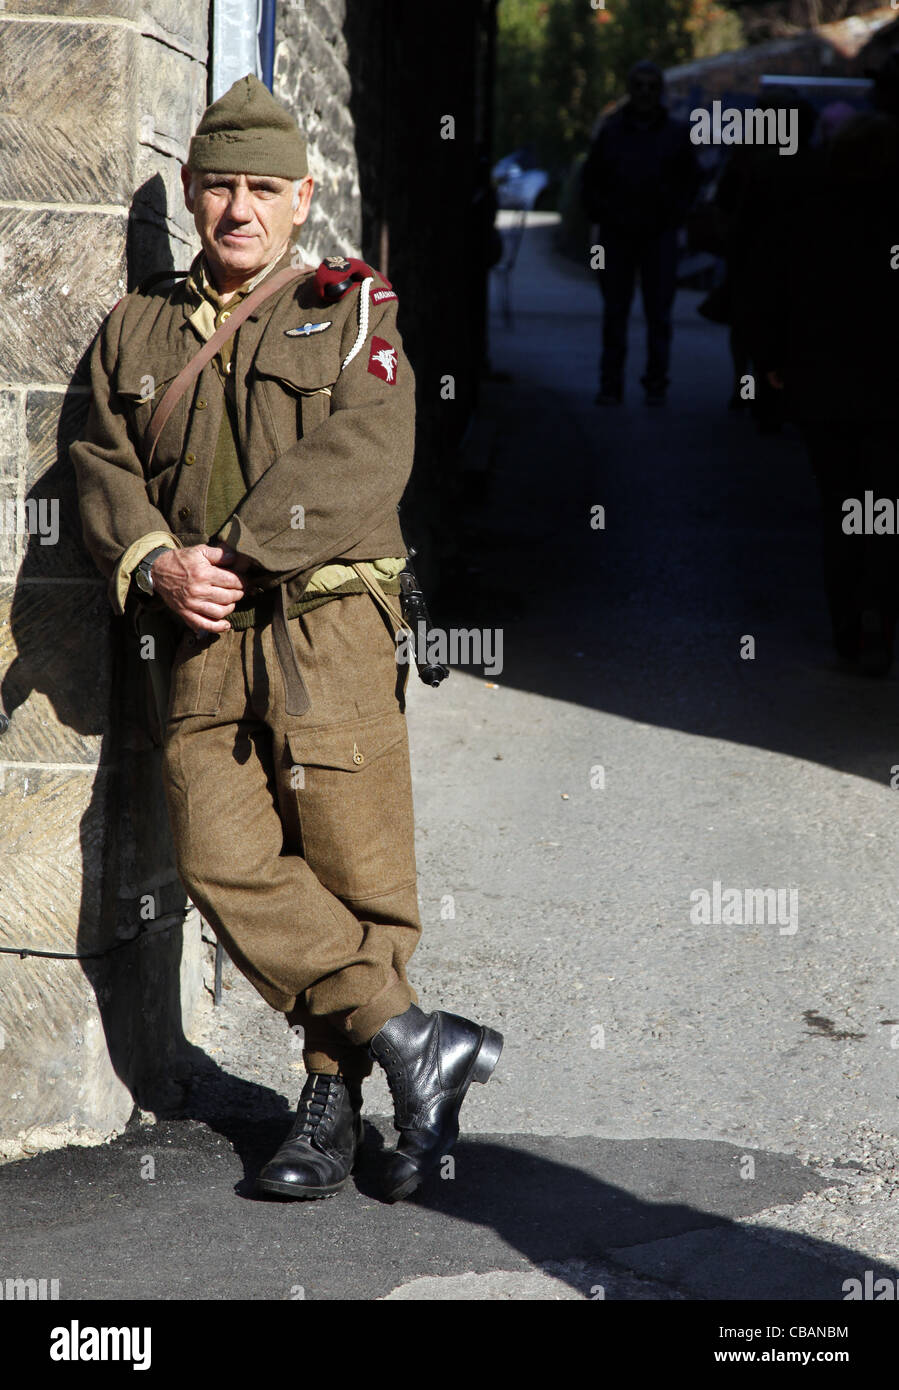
[[182, 169, 314, 287]]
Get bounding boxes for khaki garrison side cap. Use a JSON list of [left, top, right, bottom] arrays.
[[188, 73, 308, 178]]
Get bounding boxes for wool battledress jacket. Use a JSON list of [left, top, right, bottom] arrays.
[[70, 246, 415, 701]]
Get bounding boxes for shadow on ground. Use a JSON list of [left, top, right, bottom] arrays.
[[0, 1089, 891, 1301]]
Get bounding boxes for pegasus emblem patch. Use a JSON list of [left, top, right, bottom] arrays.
[[367, 337, 398, 384]]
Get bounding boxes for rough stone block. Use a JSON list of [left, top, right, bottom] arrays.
[[141, 0, 210, 55], [0, 955, 134, 1162], [0, 21, 137, 204], [0, 479, 18, 578], [9, 1, 138, 14], [0, 580, 110, 763], [0, 761, 111, 954], [0, 391, 26, 484], [132, 39, 206, 275], [0, 209, 128, 383], [4, 4, 208, 56], [24, 390, 95, 580], [273, 2, 362, 260], [179, 905, 204, 1036], [25, 389, 91, 491], [137, 39, 206, 166], [127, 165, 201, 281]]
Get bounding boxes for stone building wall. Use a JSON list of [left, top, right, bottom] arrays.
[[274, 0, 363, 264], [0, 1, 210, 1160]]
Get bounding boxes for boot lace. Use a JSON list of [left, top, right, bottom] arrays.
[[290, 1074, 339, 1140], [377, 1042, 409, 1109]]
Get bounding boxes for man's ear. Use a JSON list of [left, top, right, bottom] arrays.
[[293, 176, 315, 229], [181, 165, 195, 213]]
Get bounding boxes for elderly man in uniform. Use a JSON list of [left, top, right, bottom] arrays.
[[71, 75, 502, 1204]]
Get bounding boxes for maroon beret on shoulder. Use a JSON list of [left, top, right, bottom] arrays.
[[313, 255, 393, 303]]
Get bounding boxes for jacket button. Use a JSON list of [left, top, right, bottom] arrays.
[[184, 452, 196, 465], [178, 507, 191, 521], [196, 399, 207, 409], [220, 310, 231, 322]]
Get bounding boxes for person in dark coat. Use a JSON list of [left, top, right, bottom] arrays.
[[715, 94, 818, 431], [756, 107, 899, 674], [581, 60, 701, 405]]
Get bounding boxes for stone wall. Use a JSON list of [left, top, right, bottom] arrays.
[[0, 1, 209, 1160], [273, 0, 362, 263]]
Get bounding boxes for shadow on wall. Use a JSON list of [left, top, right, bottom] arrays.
[[0, 174, 284, 1138]]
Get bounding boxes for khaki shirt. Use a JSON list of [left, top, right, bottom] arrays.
[[70, 244, 414, 622]]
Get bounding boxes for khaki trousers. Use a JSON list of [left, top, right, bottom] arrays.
[[161, 593, 421, 1085]]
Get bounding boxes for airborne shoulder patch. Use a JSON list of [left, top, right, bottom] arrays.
[[368, 336, 398, 384]]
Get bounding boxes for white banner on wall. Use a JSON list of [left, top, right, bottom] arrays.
[[211, 0, 263, 99]]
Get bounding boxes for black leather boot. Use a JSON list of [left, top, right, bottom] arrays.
[[256, 1072, 363, 1199], [368, 1004, 503, 1202]]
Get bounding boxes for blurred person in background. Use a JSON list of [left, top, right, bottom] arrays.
[[581, 60, 701, 406]]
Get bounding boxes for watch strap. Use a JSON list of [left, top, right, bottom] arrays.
[[134, 545, 171, 592]]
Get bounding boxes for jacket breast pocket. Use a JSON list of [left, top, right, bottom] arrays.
[[252, 335, 338, 450], [285, 710, 417, 902], [115, 367, 183, 471]]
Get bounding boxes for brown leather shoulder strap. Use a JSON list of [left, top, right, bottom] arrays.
[[144, 265, 307, 469]]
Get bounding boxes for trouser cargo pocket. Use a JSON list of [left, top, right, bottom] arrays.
[[167, 629, 234, 720], [286, 708, 417, 902]]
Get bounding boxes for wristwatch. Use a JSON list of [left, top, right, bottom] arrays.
[[133, 546, 170, 597]]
